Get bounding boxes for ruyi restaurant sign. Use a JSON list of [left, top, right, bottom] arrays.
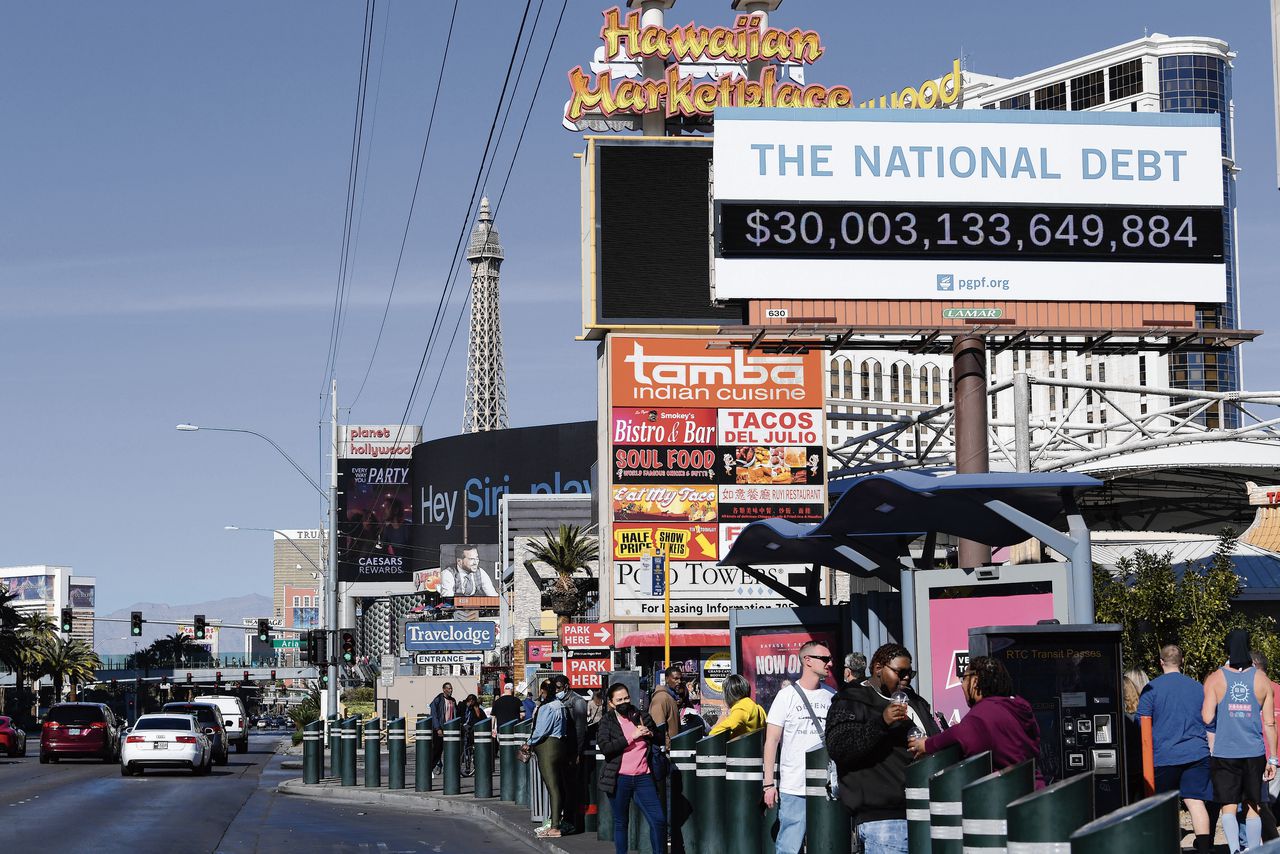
[[565, 8, 960, 128], [604, 335, 827, 621]]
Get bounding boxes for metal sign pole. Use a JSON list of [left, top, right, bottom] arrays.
[[661, 553, 670, 668]]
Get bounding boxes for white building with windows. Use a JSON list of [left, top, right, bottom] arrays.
[[0, 565, 96, 648], [827, 33, 1240, 463]]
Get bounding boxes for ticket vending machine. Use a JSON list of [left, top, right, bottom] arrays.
[[968, 623, 1128, 813]]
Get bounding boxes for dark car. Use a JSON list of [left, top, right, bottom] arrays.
[[40, 703, 120, 763], [0, 716, 27, 757], [161, 702, 229, 765]]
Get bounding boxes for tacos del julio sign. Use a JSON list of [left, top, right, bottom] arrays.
[[565, 8, 961, 127]]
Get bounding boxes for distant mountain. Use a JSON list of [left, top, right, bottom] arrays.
[[94, 593, 273, 655]]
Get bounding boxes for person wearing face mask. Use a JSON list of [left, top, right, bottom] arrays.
[[825, 643, 941, 854], [597, 682, 666, 854], [907, 657, 1044, 787]]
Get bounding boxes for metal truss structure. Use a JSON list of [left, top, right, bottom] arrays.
[[463, 198, 509, 433], [828, 375, 1280, 533]]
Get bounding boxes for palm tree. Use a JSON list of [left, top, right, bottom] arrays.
[[128, 647, 160, 678], [0, 612, 57, 726], [527, 524, 599, 623], [36, 636, 100, 702], [151, 631, 199, 666]]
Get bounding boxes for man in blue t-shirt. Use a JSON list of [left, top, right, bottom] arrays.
[[1138, 644, 1213, 854]]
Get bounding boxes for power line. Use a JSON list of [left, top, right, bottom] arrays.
[[418, 0, 569, 427], [319, 0, 378, 410], [349, 0, 461, 412], [387, 0, 535, 437]]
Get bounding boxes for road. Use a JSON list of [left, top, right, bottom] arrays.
[[0, 731, 531, 854]]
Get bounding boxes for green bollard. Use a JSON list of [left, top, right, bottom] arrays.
[[498, 721, 519, 802], [364, 718, 381, 788], [695, 732, 729, 854], [907, 744, 964, 854], [474, 726, 493, 798], [961, 759, 1035, 852], [415, 715, 434, 793], [303, 720, 321, 784], [341, 718, 358, 787], [805, 745, 850, 854], [327, 713, 340, 778], [441, 717, 462, 795], [726, 729, 765, 854], [1068, 792, 1180, 852], [388, 718, 405, 790], [1006, 773, 1095, 852], [584, 739, 599, 834], [514, 720, 533, 807], [596, 741, 614, 842], [670, 727, 702, 854], [929, 752, 992, 853]]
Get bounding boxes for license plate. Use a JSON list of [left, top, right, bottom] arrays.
[[153, 742, 168, 750], [67, 728, 81, 736]]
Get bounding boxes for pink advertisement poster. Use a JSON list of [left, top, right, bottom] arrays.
[[929, 592, 1054, 726]]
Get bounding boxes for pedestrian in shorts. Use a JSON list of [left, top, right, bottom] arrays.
[[1203, 629, 1279, 852]]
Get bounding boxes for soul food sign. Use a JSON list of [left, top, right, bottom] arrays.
[[566, 8, 962, 126]]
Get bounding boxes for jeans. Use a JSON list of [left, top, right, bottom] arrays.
[[610, 773, 666, 854], [858, 819, 909, 854], [775, 793, 807, 854]]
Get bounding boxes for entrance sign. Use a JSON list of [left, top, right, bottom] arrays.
[[414, 652, 484, 666], [712, 109, 1227, 302], [561, 622, 615, 649]]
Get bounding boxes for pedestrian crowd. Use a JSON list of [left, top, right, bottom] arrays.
[[426, 628, 1279, 852]]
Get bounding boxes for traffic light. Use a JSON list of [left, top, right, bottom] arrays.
[[300, 631, 312, 664], [130, 611, 143, 636], [256, 618, 270, 644], [215, 670, 222, 686], [313, 629, 328, 665], [193, 614, 207, 640], [243, 670, 250, 683], [60, 608, 73, 633], [270, 669, 276, 681], [186, 672, 193, 684], [340, 630, 355, 664], [318, 672, 328, 688], [110, 679, 118, 691]]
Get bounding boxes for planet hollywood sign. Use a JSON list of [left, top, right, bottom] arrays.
[[565, 7, 960, 128]]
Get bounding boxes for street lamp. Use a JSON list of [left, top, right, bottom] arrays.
[[179, 421, 338, 715], [176, 424, 325, 500]]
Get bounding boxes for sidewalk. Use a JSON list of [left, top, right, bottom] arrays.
[[277, 758, 608, 854]]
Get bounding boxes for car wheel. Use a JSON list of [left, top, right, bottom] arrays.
[[217, 748, 228, 766], [236, 739, 248, 754], [18, 740, 26, 757], [39, 753, 49, 764], [120, 764, 132, 777]]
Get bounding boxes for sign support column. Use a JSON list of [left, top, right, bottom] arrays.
[[953, 335, 991, 568]]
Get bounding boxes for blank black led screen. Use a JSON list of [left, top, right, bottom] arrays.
[[596, 143, 742, 325]]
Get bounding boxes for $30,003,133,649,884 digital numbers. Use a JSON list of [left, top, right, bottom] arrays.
[[717, 202, 1225, 264]]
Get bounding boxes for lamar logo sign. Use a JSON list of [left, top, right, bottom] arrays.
[[611, 337, 823, 408]]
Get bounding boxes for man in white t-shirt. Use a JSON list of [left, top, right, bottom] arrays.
[[763, 641, 837, 854]]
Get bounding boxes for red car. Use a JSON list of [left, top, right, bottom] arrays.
[[0, 716, 26, 756], [40, 703, 121, 763]]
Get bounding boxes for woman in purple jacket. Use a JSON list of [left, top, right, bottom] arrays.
[[908, 657, 1045, 787]]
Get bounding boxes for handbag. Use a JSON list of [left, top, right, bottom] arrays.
[[791, 685, 839, 801], [517, 742, 532, 763], [648, 739, 671, 780]]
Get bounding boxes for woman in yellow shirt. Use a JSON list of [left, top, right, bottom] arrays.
[[709, 674, 766, 737]]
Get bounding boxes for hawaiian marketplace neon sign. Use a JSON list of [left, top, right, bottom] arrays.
[[565, 8, 961, 127]]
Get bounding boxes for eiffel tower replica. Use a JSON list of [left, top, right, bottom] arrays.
[[462, 197, 509, 433]]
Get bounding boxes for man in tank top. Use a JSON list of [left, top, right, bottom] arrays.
[[1204, 629, 1278, 852]]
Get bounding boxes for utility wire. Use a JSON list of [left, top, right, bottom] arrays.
[[387, 0, 534, 438], [418, 0, 569, 427], [320, 0, 377, 412], [349, 0, 461, 412], [333, 1, 394, 377]]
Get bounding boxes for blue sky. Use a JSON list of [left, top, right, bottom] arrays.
[[3, 1, 1277, 613]]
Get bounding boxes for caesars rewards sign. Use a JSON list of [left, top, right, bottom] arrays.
[[606, 336, 826, 620]]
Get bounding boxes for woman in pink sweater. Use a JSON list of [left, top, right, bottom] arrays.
[[908, 657, 1045, 788]]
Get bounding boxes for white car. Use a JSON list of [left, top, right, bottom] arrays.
[[194, 695, 250, 754], [120, 713, 212, 776]]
